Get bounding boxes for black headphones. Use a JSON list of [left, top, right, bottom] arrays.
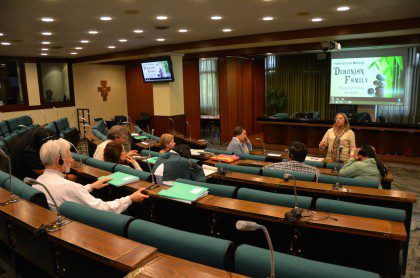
[[58, 150, 64, 166]]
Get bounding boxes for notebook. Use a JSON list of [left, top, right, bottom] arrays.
[[157, 182, 209, 204], [98, 171, 139, 187], [134, 135, 148, 140], [146, 157, 158, 164]]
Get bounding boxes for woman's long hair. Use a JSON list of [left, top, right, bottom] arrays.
[[333, 113, 351, 132], [359, 144, 387, 178]]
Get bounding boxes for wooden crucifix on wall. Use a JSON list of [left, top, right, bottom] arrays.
[[97, 80, 111, 101]]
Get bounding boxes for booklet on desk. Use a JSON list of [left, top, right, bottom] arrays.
[[146, 157, 158, 164], [134, 135, 148, 140], [157, 182, 209, 204], [99, 171, 139, 187]]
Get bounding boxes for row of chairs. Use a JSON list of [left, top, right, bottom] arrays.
[[59, 200, 380, 278], [0, 115, 40, 147], [45, 117, 79, 146]]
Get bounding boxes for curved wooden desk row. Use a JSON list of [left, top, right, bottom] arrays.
[[72, 165, 407, 242], [0, 188, 242, 278]]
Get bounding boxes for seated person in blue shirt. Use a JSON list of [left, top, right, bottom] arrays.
[[263, 142, 320, 181], [152, 144, 205, 186], [226, 126, 252, 155]]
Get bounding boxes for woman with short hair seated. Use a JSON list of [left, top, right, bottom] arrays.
[[226, 126, 253, 155], [339, 144, 387, 183], [152, 144, 205, 186], [103, 141, 142, 170], [159, 133, 176, 154]]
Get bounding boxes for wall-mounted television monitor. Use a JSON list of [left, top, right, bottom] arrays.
[[140, 56, 175, 83]]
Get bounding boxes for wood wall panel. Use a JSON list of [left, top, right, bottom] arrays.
[[252, 58, 265, 134], [125, 65, 153, 124], [218, 57, 229, 144], [182, 60, 201, 139], [152, 114, 186, 137]]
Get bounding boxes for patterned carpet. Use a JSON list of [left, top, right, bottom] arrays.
[[387, 162, 419, 277]]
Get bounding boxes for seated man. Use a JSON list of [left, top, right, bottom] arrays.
[[34, 138, 148, 213], [226, 126, 252, 155], [263, 142, 320, 181], [93, 125, 137, 161], [152, 144, 205, 186]]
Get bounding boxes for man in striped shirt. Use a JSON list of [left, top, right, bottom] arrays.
[[263, 142, 320, 181]]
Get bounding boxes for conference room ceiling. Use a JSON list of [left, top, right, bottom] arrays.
[[0, 0, 419, 58]]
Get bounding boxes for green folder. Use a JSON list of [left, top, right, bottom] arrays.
[[158, 182, 209, 204], [146, 157, 158, 164], [134, 135, 148, 140], [98, 171, 139, 187]]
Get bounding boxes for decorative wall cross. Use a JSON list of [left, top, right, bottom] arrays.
[[97, 80, 111, 101]]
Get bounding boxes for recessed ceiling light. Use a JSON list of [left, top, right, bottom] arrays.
[[266, 53, 273, 55], [1, 42, 11, 46], [41, 17, 54, 22], [80, 40, 90, 43], [178, 29, 188, 33], [42, 32, 52, 36], [108, 45, 116, 49], [88, 30, 99, 34], [100, 16, 112, 21], [70, 52, 78, 55], [41, 41, 50, 45], [311, 17, 323, 22], [0, 33, 3, 36], [156, 38, 165, 42], [41, 48, 49, 51], [75, 46, 83, 50], [222, 28, 232, 32], [156, 15, 168, 20], [133, 29, 143, 33], [262, 16, 274, 21], [118, 39, 127, 42], [337, 6, 350, 11], [211, 16, 222, 20], [41, 53, 48, 56]]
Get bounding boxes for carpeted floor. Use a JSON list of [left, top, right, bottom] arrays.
[[387, 163, 420, 277]]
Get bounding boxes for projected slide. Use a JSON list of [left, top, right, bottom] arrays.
[[141, 61, 173, 82], [330, 56, 404, 105]]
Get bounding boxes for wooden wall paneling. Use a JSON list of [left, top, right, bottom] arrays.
[[125, 65, 154, 124], [182, 59, 201, 139], [252, 58, 265, 135], [218, 57, 229, 144], [241, 59, 254, 135], [152, 115, 186, 137], [226, 57, 239, 144]]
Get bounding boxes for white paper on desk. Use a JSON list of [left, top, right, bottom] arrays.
[[142, 142, 150, 146], [305, 156, 324, 162], [191, 149, 205, 156], [131, 133, 139, 136], [202, 164, 218, 177], [267, 153, 281, 157]]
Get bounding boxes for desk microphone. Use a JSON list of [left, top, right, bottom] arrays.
[[53, 106, 59, 120], [143, 158, 156, 185], [236, 220, 275, 278], [39, 110, 47, 125], [186, 120, 192, 139], [284, 173, 303, 222], [24, 178, 71, 231], [333, 138, 341, 173], [169, 117, 175, 136], [333, 146, 343, 190], [0, 149, 19, 206], [256, 138, 266, 154], [199, 139, 226, 175]]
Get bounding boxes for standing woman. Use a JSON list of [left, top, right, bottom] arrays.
[[319, 113, 356, 161]]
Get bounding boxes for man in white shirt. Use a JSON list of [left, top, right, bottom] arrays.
[[35, 138, 148, 214], [93, 125, 137, 161]]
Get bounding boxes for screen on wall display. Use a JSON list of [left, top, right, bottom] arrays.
[[330, 56, 405, 105], [140, 57, 174, 83]]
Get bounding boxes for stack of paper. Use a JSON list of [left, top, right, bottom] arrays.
[[99, 172, 139, 187], [202, 164, 218, 177], [158, 182, 209, 204], [305, 156, 324, 162]]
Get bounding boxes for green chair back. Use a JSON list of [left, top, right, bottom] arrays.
[[59, 201, 134, 237], [237, 188, 312, 209], [3, 177, 49, 209], [71, 152, 90, 163], [85, 158, 117, 172], [237, 153, 267, 161], [216, 163, 261, 175], [262, 168, 316, 182], [175, 178, 236, 198], [114, 165, 151, 181], [316, 198, 406, 222], [318, 174, 379, 189], [127, 219, 233, 270], [204, 148, 233, 155], [304, 160, 325, 168], [141, 149, 161, 157]]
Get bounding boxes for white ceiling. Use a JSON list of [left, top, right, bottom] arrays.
[[0, 0, 419, 58]]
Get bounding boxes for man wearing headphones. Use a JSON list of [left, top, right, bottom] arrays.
[[34, 138, 148, 213], [263, 142, 320, 181], [152, 144, 205, 186], [93, 125, 138, 161]]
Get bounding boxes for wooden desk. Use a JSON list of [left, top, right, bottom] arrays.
[[0, 188, 157, 274], [171, 131, 208, 148], [128, 253, 245, 278], [135, 140, 160, 149]]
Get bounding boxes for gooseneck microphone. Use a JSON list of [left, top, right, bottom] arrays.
[[332, 138, 341, 173], [236, 220, 275, 278], [39, 110, 47, 125], [198, 139, 226, 175], [53, 106, 59, 120], [256, 137, 266, 154], [23, 177, 71, 231], [283, 173, 303, 222], [143, 158, 156, 185], [0, 149, 19, 206], [186, 120, 192, 139], [168, 117, 175, 136], [333, 146, 344, 190]]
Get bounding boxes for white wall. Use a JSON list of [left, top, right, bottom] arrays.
[[1, 63, 128, 129]]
